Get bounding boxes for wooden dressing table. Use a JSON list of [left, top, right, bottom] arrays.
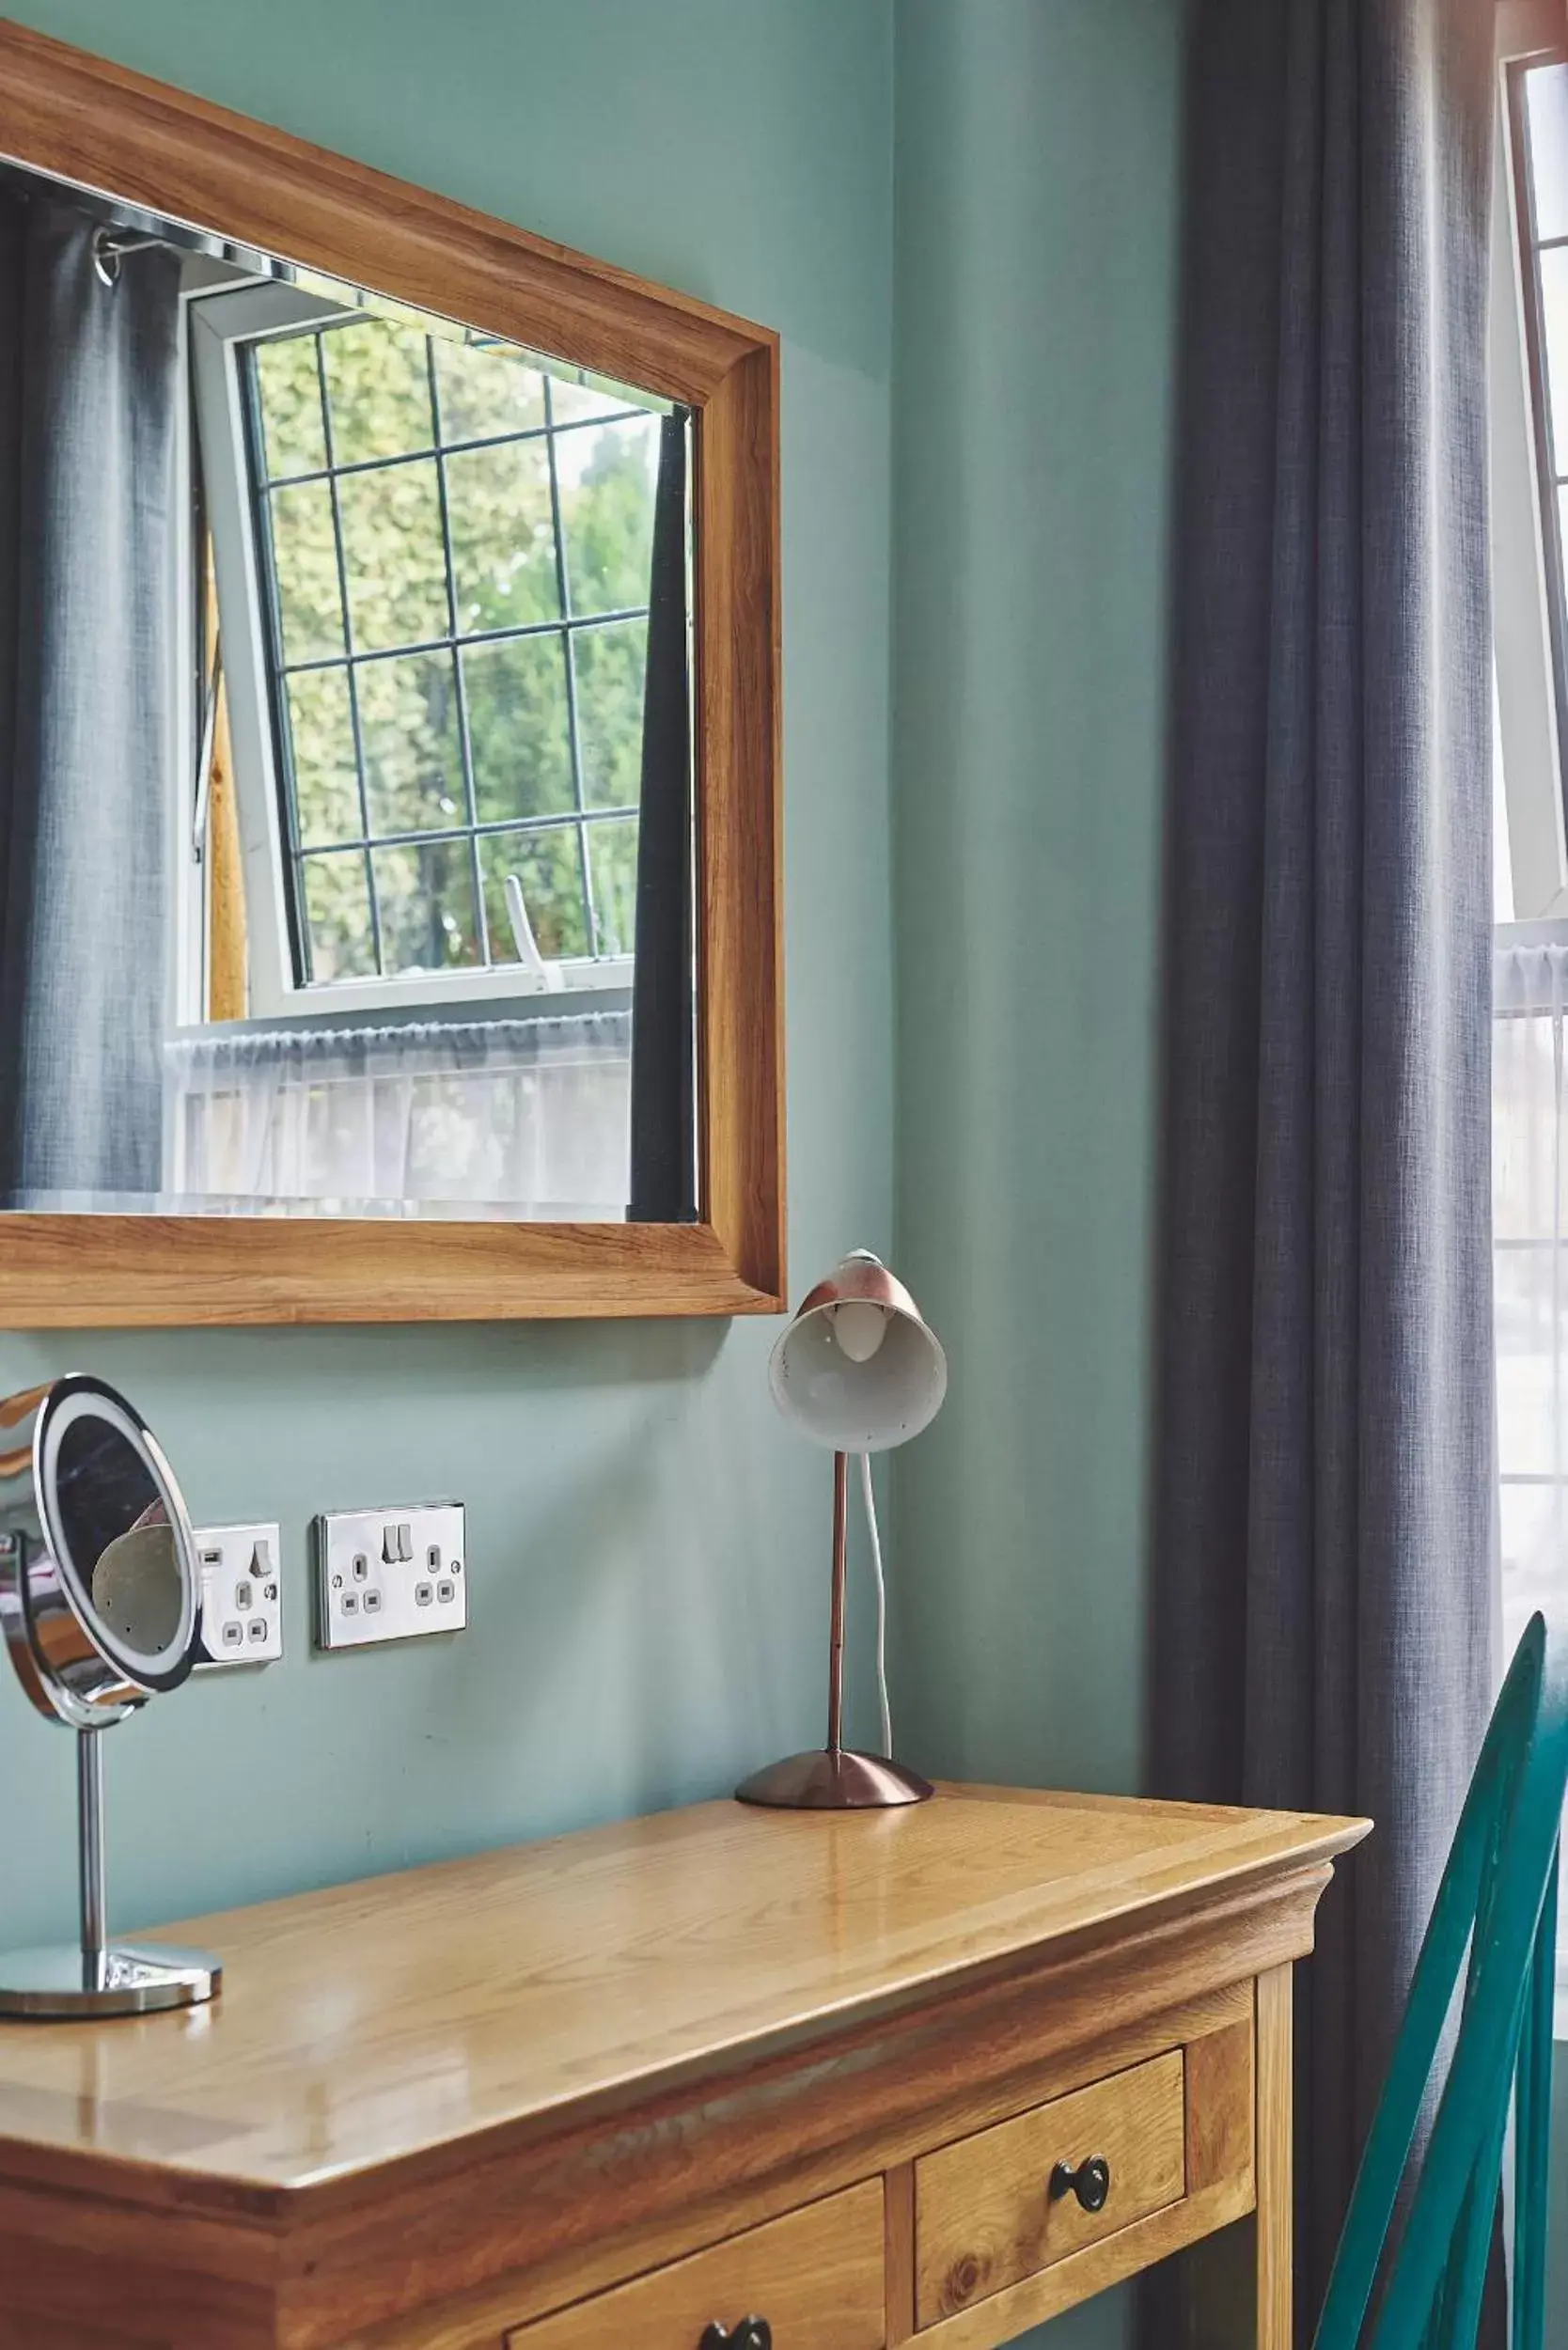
[[0, 1787, 1367, 2350]]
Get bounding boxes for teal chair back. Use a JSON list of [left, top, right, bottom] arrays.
[[1313, 1613, 1568, 2349]]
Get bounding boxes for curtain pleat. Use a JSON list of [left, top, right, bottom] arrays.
[[628, 408, 695, 1223], [1148, 0, 1497, 2339], [0, 192, 180, 1198]]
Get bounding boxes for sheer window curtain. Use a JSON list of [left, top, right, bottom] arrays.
[[1494, 940, 1568, 1981], [164, 1013, 631, 1217]]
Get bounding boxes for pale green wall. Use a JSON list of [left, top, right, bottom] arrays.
[[0, 0, 897, 1939], [888, 0, 1177, 1805], [889, 2, 1177, 2342], [888, 0, 1177, 1895]]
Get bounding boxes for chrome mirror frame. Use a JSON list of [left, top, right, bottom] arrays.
[[0, 1375, 221, 2016]]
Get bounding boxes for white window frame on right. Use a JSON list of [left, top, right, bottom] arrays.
[[1494, 0, 1568, 925]]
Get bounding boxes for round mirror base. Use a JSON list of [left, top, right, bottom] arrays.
[[0, 1942, 220, 2018]]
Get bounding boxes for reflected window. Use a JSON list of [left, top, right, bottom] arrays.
[[237, 318, 661, 989], [0, 159, 698, 1224]]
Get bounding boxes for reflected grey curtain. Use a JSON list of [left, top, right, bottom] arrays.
[[0, 193, 180, 1198], [628, 409, 695, 1223], [1149, 2, 1496, 2342]]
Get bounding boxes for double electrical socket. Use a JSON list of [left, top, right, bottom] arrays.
[[312, 1502, 468, 1651], [194, 1521, 284, 1669], [194, 1503, 471, 1668]]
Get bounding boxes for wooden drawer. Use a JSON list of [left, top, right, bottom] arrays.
[[916, 2049, 1186, 2325], [504, 2180, 886, 2348]]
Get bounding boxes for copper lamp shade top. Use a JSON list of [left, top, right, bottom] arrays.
[[793, 1251, 926, 1324]]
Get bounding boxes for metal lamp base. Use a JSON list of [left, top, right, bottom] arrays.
[[0, 1942, 221, 2019], [735, 1748, 933, 1810]]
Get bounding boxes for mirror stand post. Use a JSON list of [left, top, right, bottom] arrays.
[[77, 1728, 106, 1988], [0, 1724, 223, 2020]]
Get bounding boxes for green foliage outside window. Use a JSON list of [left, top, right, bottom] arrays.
[[249, 316, 667, 985]]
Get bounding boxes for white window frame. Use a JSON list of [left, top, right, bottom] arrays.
[[168, 265, 206, 1042], [183, 280, 635, 1026]]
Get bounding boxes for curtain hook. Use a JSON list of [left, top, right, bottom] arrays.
[[90, 227, 166, 288], [89, 226, 121, 289]]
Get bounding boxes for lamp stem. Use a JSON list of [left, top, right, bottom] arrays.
[[77, 1729, 106, 1983], [827, 1450, 848, 1756]]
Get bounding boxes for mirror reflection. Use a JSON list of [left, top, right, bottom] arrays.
[[0, 169, 697, 1221], [52, 1415, 180, 1664]]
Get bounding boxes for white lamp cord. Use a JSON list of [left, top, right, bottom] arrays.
[[858, 1451, 894, 1757]]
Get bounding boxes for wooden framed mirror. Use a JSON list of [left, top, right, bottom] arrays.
[[0, 20, 782, 1324]]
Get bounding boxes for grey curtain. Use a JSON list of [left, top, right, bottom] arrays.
[[0, 192, 180, 1200], [1150, 1, 1497, 2341], [628, 408, 695, 1223]]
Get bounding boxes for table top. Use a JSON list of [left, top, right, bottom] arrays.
[[0, 1785, 1367, 2199]]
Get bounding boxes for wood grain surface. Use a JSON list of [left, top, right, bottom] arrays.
[[0, 1789, 1366, 2348], [1256, 1963, 1295, 2349], [0, 1787, 1367, 2201], [915, 2049, 1186, 2322], [1184, 2013, 1254, 2193], [502, 2182, 884, 2348], [885, 2160, 917, 2345], [912, 2172, 1257, 2350]]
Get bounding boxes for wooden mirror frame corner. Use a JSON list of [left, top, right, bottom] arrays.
[[0, 19, 784, 1325]]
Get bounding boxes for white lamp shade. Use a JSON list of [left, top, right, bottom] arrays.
[[768, 1251, 948, 1452]]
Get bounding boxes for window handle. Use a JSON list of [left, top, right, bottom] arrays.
[[192, 641, 223, 864], [504, 871, 564, 992]]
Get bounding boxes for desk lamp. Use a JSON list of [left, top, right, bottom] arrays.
[[736, 1250, 947, 1810]]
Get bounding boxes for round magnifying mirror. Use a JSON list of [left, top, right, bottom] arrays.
[[0, 1374, 221, 2017]]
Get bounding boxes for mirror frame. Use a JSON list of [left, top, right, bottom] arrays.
[[0, 19, 783, 1324]]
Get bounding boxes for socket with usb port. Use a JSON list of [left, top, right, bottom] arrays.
[[193, 1522, 285, 1668]]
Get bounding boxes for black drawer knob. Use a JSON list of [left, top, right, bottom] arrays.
[[699, 2322, 772, 2350], [1049, 2154, 1112, 2214]]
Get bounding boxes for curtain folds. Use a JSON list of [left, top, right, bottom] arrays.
[[628, 408, 695, 1223], [0, 192, 181, 1198], [164, 1013, 631, 1216], [1150, 1, 1497, 2340]]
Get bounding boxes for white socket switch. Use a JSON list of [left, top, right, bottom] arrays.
[[313, 1502, 467, 1651], [194, 1522, 285, 1668]]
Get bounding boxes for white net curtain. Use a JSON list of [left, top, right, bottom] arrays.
[[164, 1012, 631, 1218], [1494, 942, 1568, 1977]]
